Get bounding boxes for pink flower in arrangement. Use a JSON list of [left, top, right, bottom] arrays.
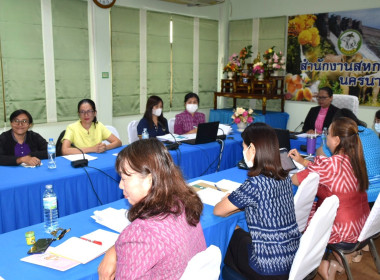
[[247, 116, 253, 123], [234, 117, 241, 124], [242, 111, 248, 117]]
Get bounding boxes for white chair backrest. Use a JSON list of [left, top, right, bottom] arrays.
[[127, 120, 139, 144], [293, 172, 320, 232], [289, 195, 339, 280], [168, 117, 175, 134], [331, 94, 359, 116], [180, 245, 221, 280], [358, 193, 380, 241], [103, 125, 120, 145]]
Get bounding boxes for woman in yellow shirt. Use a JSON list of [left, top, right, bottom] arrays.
[[62, 99, 122, 155]]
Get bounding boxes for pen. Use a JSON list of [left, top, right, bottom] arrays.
[[56, 228, 71, 240], [80, 237, 102, 245], [214, 184, 222, 192]]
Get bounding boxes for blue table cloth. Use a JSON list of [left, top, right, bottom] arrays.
[[0, 133, 243, 234], [0, 168, 249, 280], [209, 109, 289, 129]]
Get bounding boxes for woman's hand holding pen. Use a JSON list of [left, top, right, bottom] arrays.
[[288, 149, 310, 167]]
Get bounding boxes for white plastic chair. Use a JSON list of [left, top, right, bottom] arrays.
[[289, 195, 339, 280], [332, 94, 359, 116], [103, 125, 120, 145], [168, 117, 175, 134], [180, 245, 222, 280], [293, 172, 320, 232], [127, 120, 139, 144], [327, 193, 380, 280]]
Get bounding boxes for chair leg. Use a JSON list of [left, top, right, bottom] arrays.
[[335, 250, 355, 280], [369, 239, 380, 274]]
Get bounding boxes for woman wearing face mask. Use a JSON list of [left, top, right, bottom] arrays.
[[375, 110, 380, 138], [137, 96, 168, 139], [174, 92, 205, 135], [214, 123, 301, 280]]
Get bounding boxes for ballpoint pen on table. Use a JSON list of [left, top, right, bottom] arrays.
[[80, 237, 102, 245], [214, 184, 222, 192]]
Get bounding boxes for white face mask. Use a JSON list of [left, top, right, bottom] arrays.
[[243, 144, 254, 168], [186, 104, 198, 114], [375, 123, 380, 133], [152, 108, 162, 117]]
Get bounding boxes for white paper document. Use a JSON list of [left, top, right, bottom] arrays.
[[91, 207, 131, 233], [49, 229, 119, 264], [156, 134, 190, 142], [62, 154, 97, 162], [196, 188, 226, 206], [215, 179, 241, 192]]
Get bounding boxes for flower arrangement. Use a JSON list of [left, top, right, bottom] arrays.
[[252, 62, 264, 78], [231, 107, 254, 124], [239, 45, 253, 62], [263, 46, 286, 71], [223, 54, 240, 73]]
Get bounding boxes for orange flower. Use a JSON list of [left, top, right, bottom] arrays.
[[303, 87, 313, 101], [296, 89, 304, 101], [286, 74, 303, 94]]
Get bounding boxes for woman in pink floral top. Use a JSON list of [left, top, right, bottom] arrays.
[[174, 92, 205, 135], [98, 139, 206, 279]]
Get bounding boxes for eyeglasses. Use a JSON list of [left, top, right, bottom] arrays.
[[12, 119, 29, 125], [79, 110, 95, 115], [316, 96, 330, 100], [50, 227, 71, 240]]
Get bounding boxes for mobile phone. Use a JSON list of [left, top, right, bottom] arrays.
[[27, 238, 54, 254]]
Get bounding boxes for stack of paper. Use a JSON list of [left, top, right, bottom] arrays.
[[218, 124, 232, 136], [62, 154, 98, 161], [156, 134, 189, 142], [49, 229, 119, 264], [21, 229, 119, 270], [91, 207, 131, 233]]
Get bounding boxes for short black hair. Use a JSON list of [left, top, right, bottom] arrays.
[[10, 109, 33, 124], [77, 99, 97, 125], [184, 92, 200, 103], [376, 110, 380, 120], [319, 87, 333, 97]]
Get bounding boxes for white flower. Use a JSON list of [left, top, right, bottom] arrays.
[[248, 108, 253, 114], [236, 107, 245, 115]]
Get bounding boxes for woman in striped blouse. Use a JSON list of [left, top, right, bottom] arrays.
[[289, 117, 370, 280]]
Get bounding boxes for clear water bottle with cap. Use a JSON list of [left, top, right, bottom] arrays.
[[47, 138, 56, 169], [322, 127, 327, 146], [43, 184, 59, 233], [142, 128, 149, 139]]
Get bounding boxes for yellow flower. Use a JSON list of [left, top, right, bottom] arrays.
[[298, 29, 312, 46]]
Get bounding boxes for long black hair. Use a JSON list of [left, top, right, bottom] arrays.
[[143, 96, 165, 130], [241, 123, 288, 180]]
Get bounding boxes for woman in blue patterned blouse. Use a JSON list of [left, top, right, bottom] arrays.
[[214, 123, 301, 279]]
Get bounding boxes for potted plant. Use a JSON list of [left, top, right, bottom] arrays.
[[231, 107, 254, 131]]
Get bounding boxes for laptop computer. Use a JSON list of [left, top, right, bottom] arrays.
[[181, 122, 220, 145], [274, 128, 291, 151]]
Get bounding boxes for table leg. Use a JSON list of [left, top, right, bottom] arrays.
[[233, 98, 236, 109], [281, 96, 284, 112], [262, 97, 267, 114], [214, 93, 217, 109]]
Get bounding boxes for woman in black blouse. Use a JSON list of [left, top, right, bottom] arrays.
[[0, 110, 47, 166]]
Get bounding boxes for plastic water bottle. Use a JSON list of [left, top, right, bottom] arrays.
[[43, 184, 59, 233], [322, 127, 327, 146], [47, 138, 56, 169], [142, 128, 149, 139]]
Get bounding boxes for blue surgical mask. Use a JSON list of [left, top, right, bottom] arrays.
[[243, 144, 254, 168]]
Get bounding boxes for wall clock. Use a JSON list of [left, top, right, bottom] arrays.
[[93, 0, 116, 9]]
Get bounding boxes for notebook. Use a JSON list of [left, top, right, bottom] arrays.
[[181, 122, 220, 145]]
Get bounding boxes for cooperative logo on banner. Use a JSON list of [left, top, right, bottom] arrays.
[[338, 29, 362, 55]]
